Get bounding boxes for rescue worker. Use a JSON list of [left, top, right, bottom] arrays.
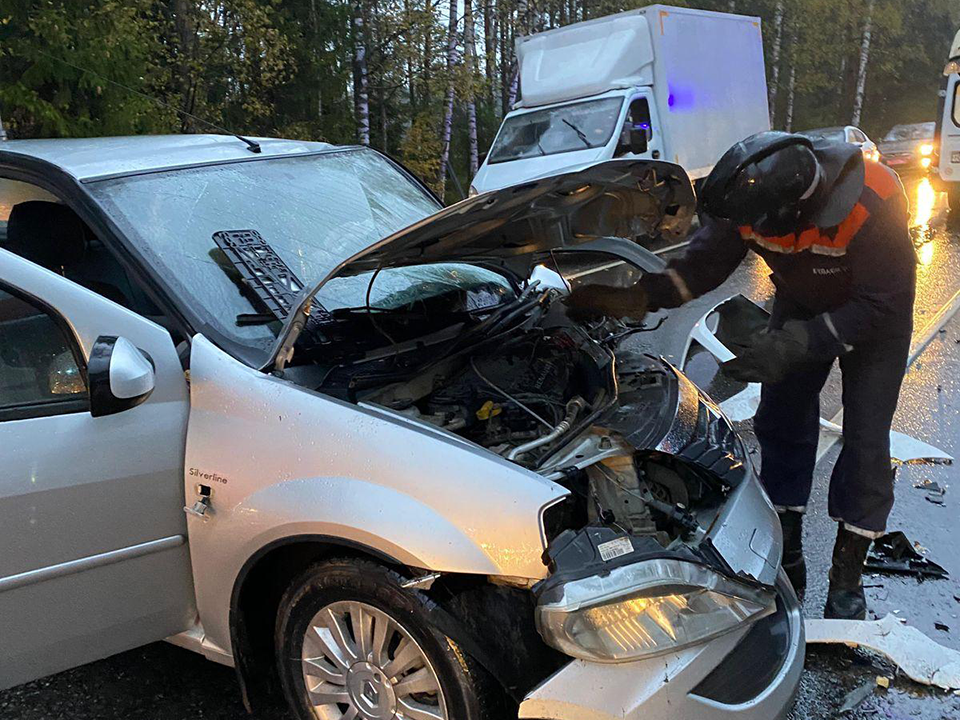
[[566, 131, 916, 620]]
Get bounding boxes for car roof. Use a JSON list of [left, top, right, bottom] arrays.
[[0, 134, 338, 182]]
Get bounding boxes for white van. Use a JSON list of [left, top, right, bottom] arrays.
[[937, 28, 960, 210], [470, 4, 771, 195]]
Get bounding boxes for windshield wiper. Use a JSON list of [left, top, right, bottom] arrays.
[[562, 119, 591, 148]]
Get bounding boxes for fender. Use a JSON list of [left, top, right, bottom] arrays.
[[184, 335, 567, 657]]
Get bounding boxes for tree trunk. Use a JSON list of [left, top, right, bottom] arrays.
[[484, 0, 497, 111], [309, 0, 322, 121], [351, 0, 370, 145], [174, 0, 197, 131], [500, 0, 510, 115], [404, 0, 416, 110], [465, 0, 479, 176], [768, 0, 784, 127], [785, 61, 796, 132], [851, 0, 875, 127], [506, 0, 528, 108], [437, 0, 458, 196], [423, 0, 434, 107]]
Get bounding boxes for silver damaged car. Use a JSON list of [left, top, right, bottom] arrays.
[[0, 135, 803, 719]]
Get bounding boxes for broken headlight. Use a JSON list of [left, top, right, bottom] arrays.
[[536, 558, 775, 662]]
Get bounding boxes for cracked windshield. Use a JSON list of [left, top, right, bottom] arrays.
[[87, 149, 508, 355]]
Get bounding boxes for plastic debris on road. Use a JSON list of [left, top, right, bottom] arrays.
[[806, 614, 960, 690], [838, 681, 876, 714], [864, 531, 949, 580]]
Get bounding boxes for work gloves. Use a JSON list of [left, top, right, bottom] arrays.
[[563, 283, 649, 322], [721, 320, 811, 384]]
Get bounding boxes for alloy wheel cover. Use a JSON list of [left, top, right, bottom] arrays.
[[300, 600, 448, 720]]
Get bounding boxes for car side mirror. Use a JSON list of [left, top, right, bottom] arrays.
[[88, 336, 156, 417]]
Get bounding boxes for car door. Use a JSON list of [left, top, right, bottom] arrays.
[[939, 72, 960, 180], [616, 93, 665, 162], [0, 249, 196, 690]]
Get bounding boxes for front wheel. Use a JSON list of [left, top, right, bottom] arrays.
[[275, 559, 490, 720]]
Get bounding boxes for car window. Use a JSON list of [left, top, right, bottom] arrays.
[[884, 123, 936, 141], [953, 82, 960, 127], [615, 97, 652, 157], [0, 179, 60, 245], [0, 286, 87, 420], [798, 127, 846, 142], [488, 97, 624, 164], [851, 129, 867, 143]]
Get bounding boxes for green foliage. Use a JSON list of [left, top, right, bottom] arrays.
[[0, 0, 956, 194], [400, 110, 443, 193]]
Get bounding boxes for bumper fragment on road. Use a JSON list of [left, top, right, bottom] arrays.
[[806, 614, 960, 690]]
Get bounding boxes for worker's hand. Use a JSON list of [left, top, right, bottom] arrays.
[[563, 283, 649, 322], [721, 321, 810, 384]]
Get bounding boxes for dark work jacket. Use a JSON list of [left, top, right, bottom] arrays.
[[646, 160, 916, 357]]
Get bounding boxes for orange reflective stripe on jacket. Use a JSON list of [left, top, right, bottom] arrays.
[[738, 161, 899, 256]]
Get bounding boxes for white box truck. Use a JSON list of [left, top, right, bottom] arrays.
[[937, 28, 960, 211], [470, 4, 770, 195]]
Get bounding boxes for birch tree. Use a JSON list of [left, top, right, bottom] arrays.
[[437, 0, 458, 195], [767, 0, 785, 126], [483, 0, 498, 113], [351, 0, 370, 144], [506, 0, 529, 108], [851, 0, 875, 127], [464, 0, 480, 176]]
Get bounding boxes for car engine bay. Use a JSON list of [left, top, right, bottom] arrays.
[[280, 281, 735, 552]]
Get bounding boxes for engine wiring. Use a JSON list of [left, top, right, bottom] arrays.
[[468, 355, 554, 429]]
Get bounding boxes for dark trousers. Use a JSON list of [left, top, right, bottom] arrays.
[[754, 309, 910, 534]]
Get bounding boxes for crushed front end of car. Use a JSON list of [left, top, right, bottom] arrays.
[[259, 159, 803, 718]]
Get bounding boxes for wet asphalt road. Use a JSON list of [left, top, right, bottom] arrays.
[[3, 175, 960, 719]]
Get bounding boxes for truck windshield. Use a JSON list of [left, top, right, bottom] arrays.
[[488, 97, 623, 164], [86, 148, 512, 360]]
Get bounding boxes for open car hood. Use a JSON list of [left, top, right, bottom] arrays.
[[265, 159, 695, 369]]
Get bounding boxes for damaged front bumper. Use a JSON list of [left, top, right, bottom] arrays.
[[522, 359, 800, 717], [519, 572, 804, 720]]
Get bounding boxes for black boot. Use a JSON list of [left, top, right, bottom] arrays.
[[824, 524, 873, 620], [779, 510, 806, 598]]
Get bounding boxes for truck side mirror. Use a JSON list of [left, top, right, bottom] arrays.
[[88, 335, 156, 417], [617, 125, 649, 157], [629, 127, 649, 155]]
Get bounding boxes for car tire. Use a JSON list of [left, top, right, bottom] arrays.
[[949, 187, 960, 214], [275, 558, 491, 720]]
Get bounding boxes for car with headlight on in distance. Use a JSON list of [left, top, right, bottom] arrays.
[[879, 121, 936, 173], [0, 135, 803, 720]]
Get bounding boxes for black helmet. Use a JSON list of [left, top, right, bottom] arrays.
[[700, 131, 821, 236]]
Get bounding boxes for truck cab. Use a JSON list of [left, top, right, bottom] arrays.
[[471, 4, 770, 195]]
